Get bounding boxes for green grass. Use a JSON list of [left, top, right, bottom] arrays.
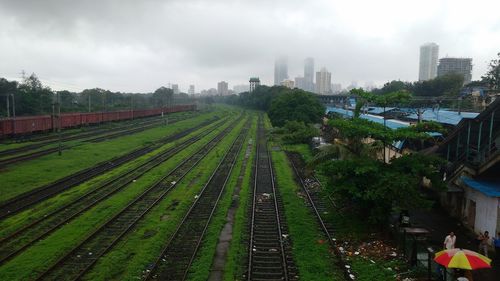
[[187, 114, 258, 281], [0, 109, 232, 203], [79, 116, 249, 281], [0, 114, 241, 281], [0, 117, 230, 239], [270, 143, 345, 281]]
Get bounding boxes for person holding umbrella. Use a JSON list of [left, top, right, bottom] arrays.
[[434, 248, 492, 281]]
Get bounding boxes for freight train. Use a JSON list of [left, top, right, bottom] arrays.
[[0, 104, 196, 137]]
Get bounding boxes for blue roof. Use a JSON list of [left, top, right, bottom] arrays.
[[327, 107, 422, 130], [365, 107, 396, 114], [406, 109, 479, 125], [461, 176, 500, 197]]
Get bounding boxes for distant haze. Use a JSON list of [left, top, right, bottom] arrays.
[[0, 0, 499, 92]]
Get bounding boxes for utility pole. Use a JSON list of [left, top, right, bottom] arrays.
[[57, 92, 62, 156], [130, 95, 134, 120], [11, 93, 16, 134], [88, 94, 91, 112], [6, 95, 9, 118]]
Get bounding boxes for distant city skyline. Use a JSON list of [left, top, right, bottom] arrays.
[[1, 1, 498, 93]]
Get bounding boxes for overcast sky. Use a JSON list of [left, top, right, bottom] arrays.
[[0, 0, 499, 93]]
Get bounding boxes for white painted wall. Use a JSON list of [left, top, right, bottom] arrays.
[[463, 187, 499, 246]]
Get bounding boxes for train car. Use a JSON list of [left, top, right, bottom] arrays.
[[0, 104, 195, 137], [60, 113, 83, 129]]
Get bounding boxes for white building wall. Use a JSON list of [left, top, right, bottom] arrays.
[[464, 187, 499, 245]]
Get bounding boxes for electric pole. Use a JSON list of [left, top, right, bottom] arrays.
[[6, 95, 9, 118], [57, 92, 62, 156]]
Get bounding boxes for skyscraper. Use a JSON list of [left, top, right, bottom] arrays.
[[249, 77, 260, 92], [419, 43, 439, 81], [274, 57, 288, 86], [217, 81, 228, 95], [188, 85, 195, 95], [437, 57, 473, 84], [315, 67, 331, 95], [171, 84, 180, 95], [304, 57, 315, 92]]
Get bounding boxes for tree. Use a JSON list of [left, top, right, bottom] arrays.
[[268, 89, 325, 127], [482, 52, 500, 91], [320, 153, 444, 224], [152, 87, 174, 108], [274, 120, 319, 144]]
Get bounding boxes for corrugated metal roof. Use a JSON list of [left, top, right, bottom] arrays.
[[461, 176, 500, 197], [406, 109, 479, 125]]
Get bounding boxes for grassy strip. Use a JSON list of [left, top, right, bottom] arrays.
[[220, 114, 258, 281], [270, 144, 345, 281], [0, 115, 240, 281], [186, 114, 258, 281], [263, 114, 343, 280], [0, 117, 230, 239], [0, 109, 231, 203], [81, 116, 249, 281]]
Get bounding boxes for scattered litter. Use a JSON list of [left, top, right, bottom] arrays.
[[282, 234, 289, 239], [390, 252, 397, 257], [370, 259, 375, 264], [349, 274, 355, 279], [171, 181, 176, 186], [88, 252, 92, 255], [133, 179, 137, 183], [345, 265, 351, 269], [194, 195, 199, 199], [269, 248, 278, 252], [386, 267, 392, 271], [354, 251, 360, 255]]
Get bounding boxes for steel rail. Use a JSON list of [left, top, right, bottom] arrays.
[[34, 116, 243, 281], [0, 117, 220, 219], [145, 119, 250, 281], [0, 117, 229, 265]]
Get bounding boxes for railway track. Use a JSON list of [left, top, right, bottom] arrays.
[[0, 117, 233, 264], [0, 117, 220, 220], [0, 113, 195, 166], [286, 152, 354, 281], [145, 118, 250, 281], [246, 118, 297, 281], [34, 116, 245, 281], [0, 115, 164, 157]]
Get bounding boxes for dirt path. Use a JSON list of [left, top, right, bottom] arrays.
[[208, 137, 253, 281]]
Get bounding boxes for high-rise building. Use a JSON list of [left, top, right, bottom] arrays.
[[217, 81, 228, 96], [437, 57, 473, 84], [295, 77, 305, 90], [171, 84, 180, 95], [233, 84, 249, 94], [331, 83, 342, 94], [280, 79, 295, 89], [419, 43, 439, 81], [304, 57, 315, 92], [274, 57, 288, 86], [249, 77, 260, 92], [188, 85, 195, 95], [315, 67, 331, 95]]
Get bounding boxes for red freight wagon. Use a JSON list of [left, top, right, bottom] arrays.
[[0, 105, 195, 137], [60, 113, 82, 129], [11, 115, 52, 135]]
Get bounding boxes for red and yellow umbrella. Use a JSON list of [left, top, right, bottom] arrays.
[[434, 248, 492, 270]]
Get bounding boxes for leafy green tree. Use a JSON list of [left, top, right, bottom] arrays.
[[274, 120, 319, 144], [320, 153, 444, 224], [482, 52, 500, 91], [152, 87, 174, 108], [268, 89, 325, 127]]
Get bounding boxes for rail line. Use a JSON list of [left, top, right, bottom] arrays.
[[0, 117, 232, 265], [0, 117, 220, 220], [0, 115, 164, 158], [246, 118, 297, 281], [286, 152, 354, 281], [145, 119, 250, 281], [0, 113, 195, 166], [34, 116, 245, 281]]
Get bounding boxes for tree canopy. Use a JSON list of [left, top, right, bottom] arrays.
[[268, 89, 325, 127]]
